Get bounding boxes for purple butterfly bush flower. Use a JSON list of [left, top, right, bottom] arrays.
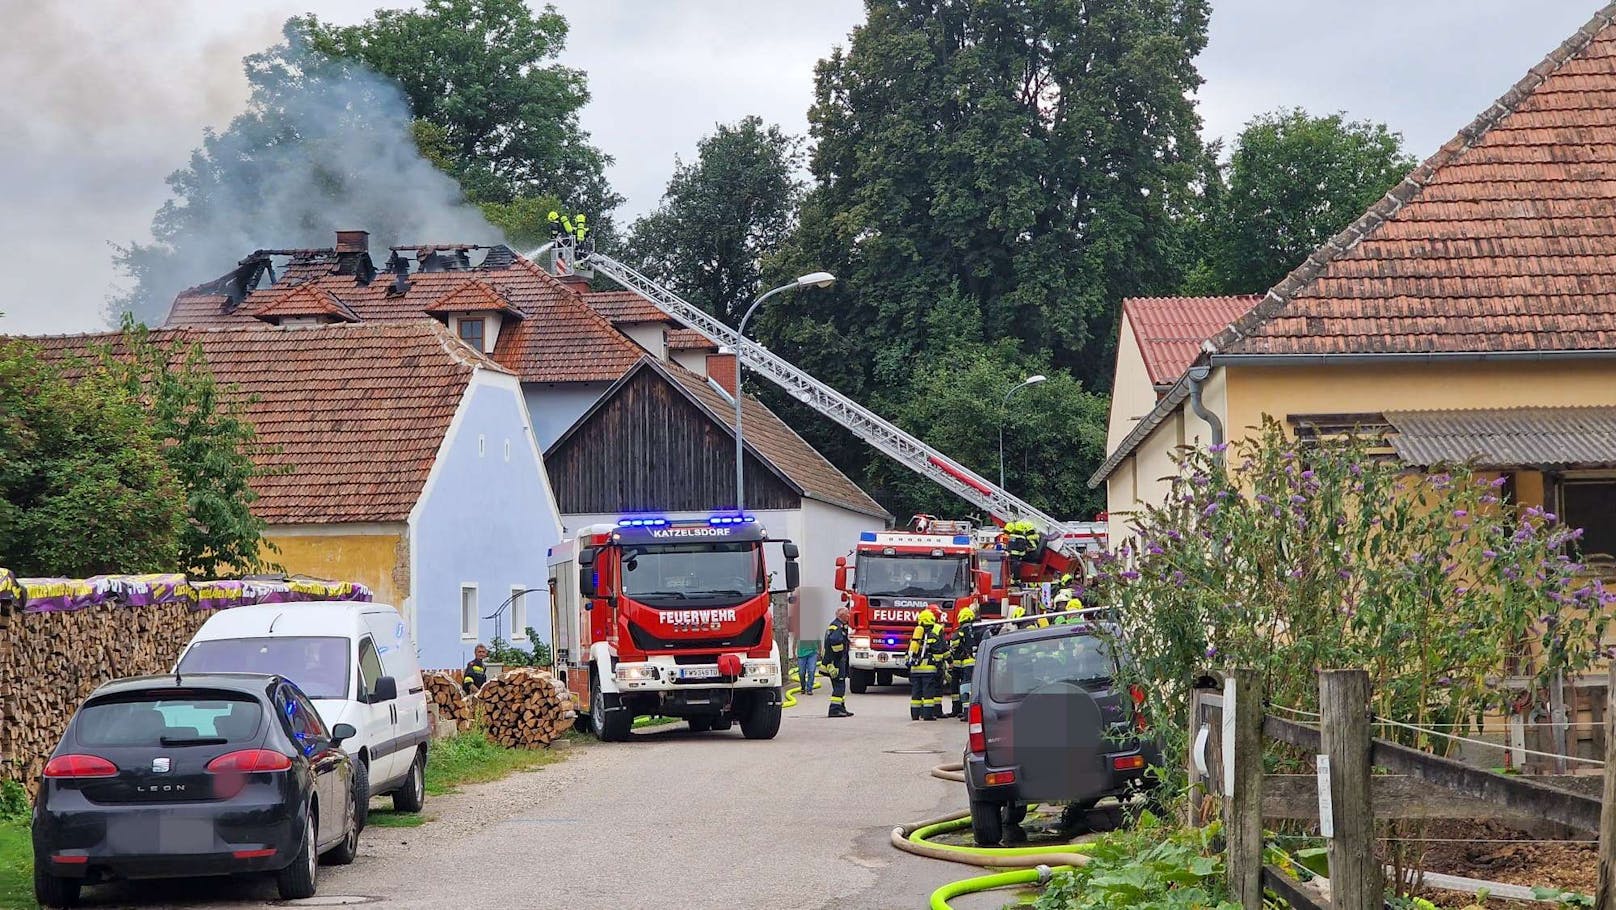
[[1121, 570, 1141, 581], [1289, 568, 1304, 579], [1209, 442, 1229, 454], [1490, 476, 1509, 488], [1503, 567, 1521, 580], [1203, 503, 1220, 517], [1482, 549, 1497, 559], [1289, 494, 1307, 505], [1205, 645, 1218, 659], [1147, 544, 1165, 556], [1452, 509, 1468, 518], [1256, 494, 1273, 504], [1349, 463, 1364, 476], [1301, 470, 1315, 481]]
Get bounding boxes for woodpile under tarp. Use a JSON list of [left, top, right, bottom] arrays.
[[423, 670, 476, 734], [474, 667, 576, 748]]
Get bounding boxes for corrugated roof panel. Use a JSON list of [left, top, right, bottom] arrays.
[[1386, 406, 1616, 468]]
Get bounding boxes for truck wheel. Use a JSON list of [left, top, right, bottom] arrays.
[[740, 689, 783, 740], [849, 668, 872, 694], [969, 799, 1003, 847], [590, 674, 632, 742], [876, 670, 894, 687]]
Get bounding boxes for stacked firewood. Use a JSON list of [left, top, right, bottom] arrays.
[[474, 667, 576, 747], [0, 602, 209, 796], [422, 670, 476, 733]]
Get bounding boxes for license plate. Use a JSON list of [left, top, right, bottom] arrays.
[[877, 653, 888, 663], [680, 667, 721, 680], [158, 817, 214, 854]]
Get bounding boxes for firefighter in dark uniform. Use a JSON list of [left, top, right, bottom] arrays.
[[463, 643, 490, 694], [820, 605, 855, 717], [907, 608, 945, 720], [949, 605, 983, 721]]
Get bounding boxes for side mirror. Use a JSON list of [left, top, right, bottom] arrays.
[[372, 676, 398, 703], [782, 542, 801, 561], [580, 567, 597, 598], [785, 561, 801, 592], [330, 723, 357, 745], [578, 548, 595, 567], [834, 557, 848, 592]]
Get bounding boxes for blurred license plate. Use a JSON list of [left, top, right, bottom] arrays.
[[158, 817, 214, 854], [681, 667, 721, 679], [877, 653, 889, 663]]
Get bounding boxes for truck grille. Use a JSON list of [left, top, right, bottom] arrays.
[[628, 616, 766, 652]]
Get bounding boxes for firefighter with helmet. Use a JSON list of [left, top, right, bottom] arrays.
[[1051, 574, 1086, 622], [1003, 520, 1040, 559], [949, 604, 984, 721], [819, 605, 855, 718], [907, 608, 945, 720]]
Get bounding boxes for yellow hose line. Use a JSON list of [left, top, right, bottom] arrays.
[[890, 810, 1095, 868], [929, 866, 1070, 910]]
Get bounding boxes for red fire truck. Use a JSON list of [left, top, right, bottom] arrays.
[[833, 521, 995, 693], [547, 515, 799, 742]]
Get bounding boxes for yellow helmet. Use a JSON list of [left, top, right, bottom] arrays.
[[918, 608, 937, 625], [957, 606, 977, 624], [1008, 605, 1026, 619]]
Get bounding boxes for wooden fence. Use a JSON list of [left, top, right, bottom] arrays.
[[1190, 666, 1616, 910]]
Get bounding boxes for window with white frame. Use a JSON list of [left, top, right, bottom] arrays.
[[460, 585, 478, 640], [510, 587, 527, 639]]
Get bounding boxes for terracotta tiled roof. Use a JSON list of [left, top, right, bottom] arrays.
[[166, 248, 642, 384], [18, 322, 500, 525], [584, 290, 668, 324], [422, 279, 522, 317], [1212, 5, 1616, 358], [659, 361, 889, 519], [1122, 296, 1261, 386], [667, 328, 718, 351], [251, 284, 359, 323]]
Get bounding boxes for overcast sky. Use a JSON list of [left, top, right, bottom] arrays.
[[0, 0, 1602, 335]]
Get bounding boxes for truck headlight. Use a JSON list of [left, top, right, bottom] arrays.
[[744, 661, 777, 677], [616, 665, 658, 681], [852, 636, 871, 649]]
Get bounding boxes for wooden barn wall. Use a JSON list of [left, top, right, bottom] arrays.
[[547, 370, 799, 514]]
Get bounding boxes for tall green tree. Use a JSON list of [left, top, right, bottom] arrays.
[[626, 117, 805, 324], [1194, 109, 1415, 294], [0, 341, 186, 576], [95, 320, 275, 577], [759, 0, 1209, 519], [307, 0, 621, 223]]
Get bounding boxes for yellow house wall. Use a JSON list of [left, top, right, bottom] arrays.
[[1107, 316, 1161, 454], [1105, 368, 1228, 535], [261, 526, 410, 608]]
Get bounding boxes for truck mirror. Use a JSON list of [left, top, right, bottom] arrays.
[[578, 548, 595, 567], [834, 563, 848, 592], [782, 541, 801, 561], [834, 555, 846, 568], [580, 567, 596, 598], [785, 561, 801, 592]]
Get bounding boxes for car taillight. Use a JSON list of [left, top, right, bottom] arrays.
[[1129, 684, 1149, 733], [206, 750, 292, 773], [43, 755, 118, 779], [1113, 754, 1147, 771], [967, 703, 985, 754]]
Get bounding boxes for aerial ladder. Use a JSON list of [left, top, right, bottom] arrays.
[[541, 226, 1103, 577]]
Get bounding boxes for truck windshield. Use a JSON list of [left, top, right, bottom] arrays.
[[621, 542, 763, 601], [856, 555, 969, 598]]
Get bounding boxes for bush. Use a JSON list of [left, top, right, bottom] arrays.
[[1031, 817, 1237, 910], [0, 781, 27, 823], [488, 629, 551, 668]]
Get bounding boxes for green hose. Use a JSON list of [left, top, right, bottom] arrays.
[[909, 814, 1096, 858], [929, 866, 1068, 910]]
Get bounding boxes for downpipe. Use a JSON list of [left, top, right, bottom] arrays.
[[1186, 366, 1225, 456]]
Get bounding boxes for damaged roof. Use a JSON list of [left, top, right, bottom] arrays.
[[18, 322, 503, 525]]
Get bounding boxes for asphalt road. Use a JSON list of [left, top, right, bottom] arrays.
[[77, 685, 982, 910]]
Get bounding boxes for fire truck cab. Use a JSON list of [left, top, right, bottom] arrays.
[[547, 515, 797, 742]]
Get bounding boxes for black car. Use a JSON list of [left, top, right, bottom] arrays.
[[963, 621, 1162, 846], [32, 673, 361, 907]]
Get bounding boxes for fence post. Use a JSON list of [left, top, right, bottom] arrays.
[[1594, 662, 1616, 910], [1226, 668, 1264, 910], [1321, 669, 1379, 910]]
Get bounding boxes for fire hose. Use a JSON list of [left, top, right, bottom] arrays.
[[893, 763, 1098, 909]]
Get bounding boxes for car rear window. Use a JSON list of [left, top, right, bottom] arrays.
[[987, 635, 1115, 700], [177, 636, 351, 699], [77, 694, 263, 747]]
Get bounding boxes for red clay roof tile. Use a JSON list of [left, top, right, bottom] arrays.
[[584, 290, 669, 324], [250, 284, 359, 323], [1122, 296, 1261, 386]]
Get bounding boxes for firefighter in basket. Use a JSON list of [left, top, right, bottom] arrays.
[[1002, 519, 1041, 559], [949, 604, 983, 721], [907, 608, 945, 721], [820, 605, 855, 718]]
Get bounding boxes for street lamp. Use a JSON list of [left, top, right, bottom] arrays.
[[999, 375, 1047, 491], [734, 272, 836, 511]]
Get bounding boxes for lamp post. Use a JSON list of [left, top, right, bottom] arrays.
[[998, 375, 1047, 491], [734, 272, 836, 511]]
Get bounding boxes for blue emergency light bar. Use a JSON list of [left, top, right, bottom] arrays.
[[708, 515, 756, 526], [954, 535, 971, 545], [617, 517, 669, 527], [859, 531, 878, 542]]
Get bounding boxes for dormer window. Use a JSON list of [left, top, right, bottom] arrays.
[[458, 318, 486, 350]]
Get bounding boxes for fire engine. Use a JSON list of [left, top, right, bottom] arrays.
[[547, 515, 799, 742], [833, 518, 997, 693]]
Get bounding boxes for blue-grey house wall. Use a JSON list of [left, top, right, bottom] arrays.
[[525, 382, 612, 450], [411, 374, 563, 670]]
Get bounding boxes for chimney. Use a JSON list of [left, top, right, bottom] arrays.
[[555, 272, 590, 291], [334, 230, 375, 284], [707, 350, 738, 397]]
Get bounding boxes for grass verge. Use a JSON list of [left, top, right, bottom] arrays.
[[423, 730, 562, 796], [0, 820, 32, 910], [364, 809, 427, 829]]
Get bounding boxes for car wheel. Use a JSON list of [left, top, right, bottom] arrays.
[[591, 674, 632, 742], [276, 808, 319, 900], [322, 787, 360, 866], [351, 757, 370, 834], [968, 798, 1003, 847], [33, 861, 81, 908], [849, 668, 872, 694], [687, 716, 715, 733], [740, 689, 782, 740], [392, 750, 425, 813]]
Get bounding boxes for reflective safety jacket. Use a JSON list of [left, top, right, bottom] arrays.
[[949, 613, 983, 670], [462, 659, 487, 694], [907, 620, 944, 673], [820, 617, 851, 677]]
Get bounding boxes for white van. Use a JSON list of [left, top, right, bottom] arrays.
[[174, 602, 431, 816]]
